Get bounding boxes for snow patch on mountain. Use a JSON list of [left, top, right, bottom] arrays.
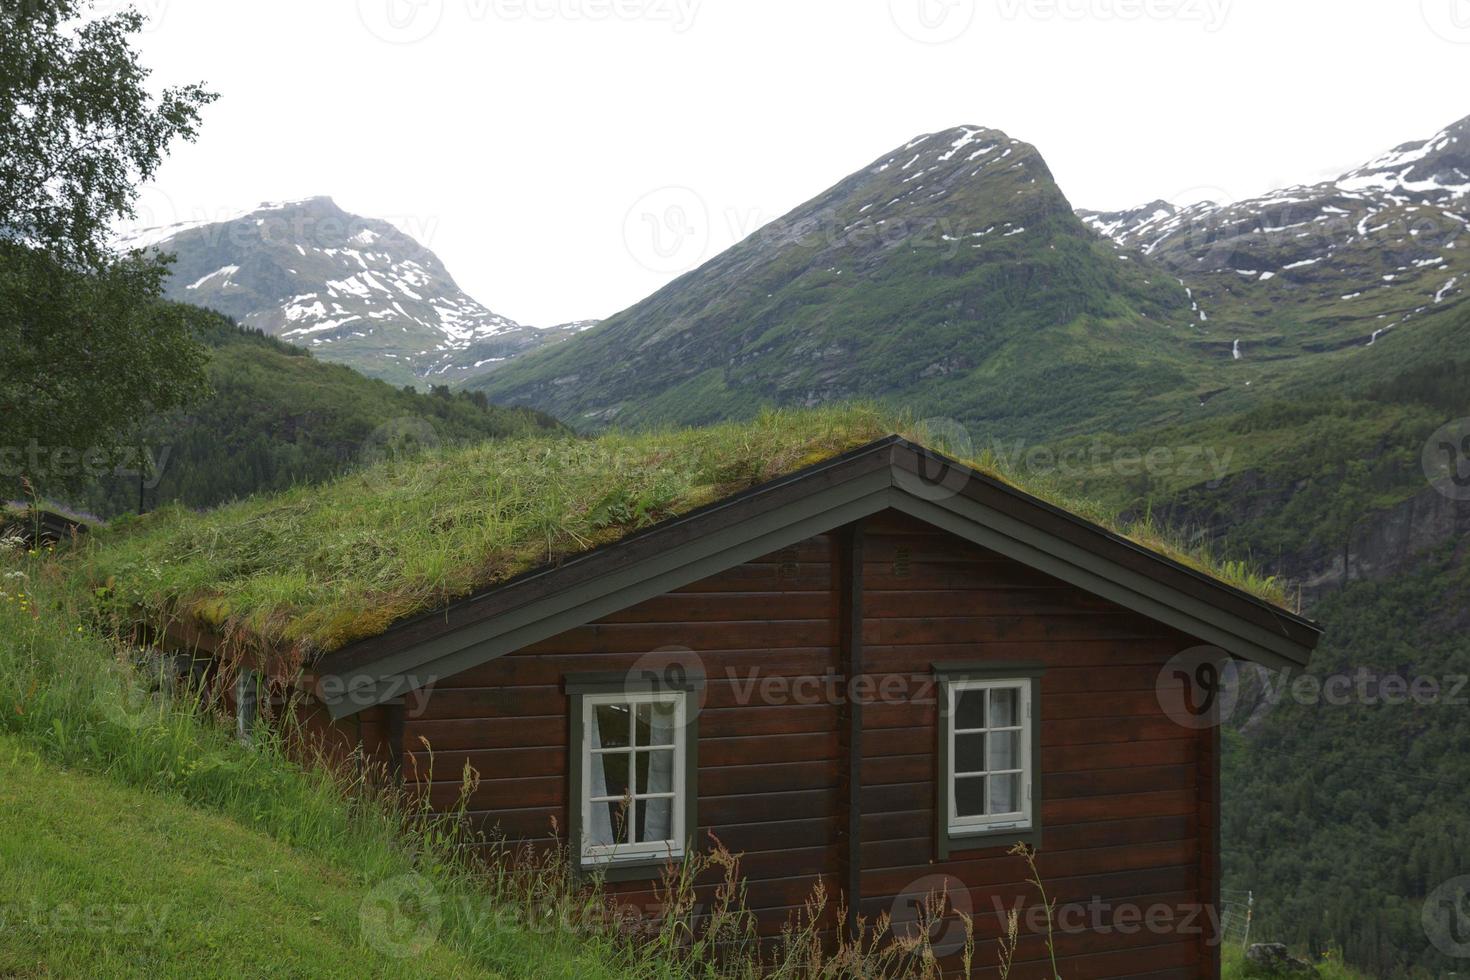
[[114, 196, 583, 386], [1076, 114, 1470, 332]]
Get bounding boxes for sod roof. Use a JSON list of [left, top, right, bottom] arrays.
[[71, 406, 1291, 664]]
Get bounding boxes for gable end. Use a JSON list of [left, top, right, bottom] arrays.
[[314, 439, 1320, 718]]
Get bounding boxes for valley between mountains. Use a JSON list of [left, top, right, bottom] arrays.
[[131, 114, 1470, 447]]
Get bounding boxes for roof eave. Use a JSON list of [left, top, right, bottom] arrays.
[[314, 438, 1320, 719]]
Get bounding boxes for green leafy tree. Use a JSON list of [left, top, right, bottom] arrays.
[[0, 0, 217, 493]]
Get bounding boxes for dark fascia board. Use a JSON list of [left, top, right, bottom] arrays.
[[889, 442, 1319, 650], [315, 437, 1321, 718], [887, 447, 1318, 667]]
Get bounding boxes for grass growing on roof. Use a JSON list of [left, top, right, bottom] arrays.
[[71, 405, 1288, 661]]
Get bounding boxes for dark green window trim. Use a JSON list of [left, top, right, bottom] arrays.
[[933, 662, 1045, 861], [564, 671, 702, 882]]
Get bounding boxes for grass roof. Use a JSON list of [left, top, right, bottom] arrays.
[[69, 406, 1288, 665]]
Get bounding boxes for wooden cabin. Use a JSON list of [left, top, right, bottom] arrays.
[[280, 437, 1318, 977]]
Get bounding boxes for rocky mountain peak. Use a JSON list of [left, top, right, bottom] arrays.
[[473, 122, 1189, 434], [1075, 112, 1470, 353], [1338, 114, 1470, 204], [852, 125, 1067, 217], [117, 198, 585, 387]]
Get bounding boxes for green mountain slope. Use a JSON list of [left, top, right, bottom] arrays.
[[478, 117, 1470, 448], [46, 307, 563, 519], [1006, 301, 1470, 977], [1082, 114, 1470, 366], [1030, 299, 1470, 585], [1222, 553, 1470, 978], [473, 126, 1215, 437]]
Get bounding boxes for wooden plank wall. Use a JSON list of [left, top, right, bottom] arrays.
[[336, 510, 1219, 978], [857, 511, 1210, 979], [293, 699, 393, 775], [400, 532, 845, 936]]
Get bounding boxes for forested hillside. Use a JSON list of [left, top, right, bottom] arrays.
[[1223, 551, 1470, 976], [37, 306, 562, 519], [1012, 302, 1470, 976]]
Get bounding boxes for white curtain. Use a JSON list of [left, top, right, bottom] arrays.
[[587, 708, 615, 848], [991, 773, 1017, 814], [642, 704, 676, 842]]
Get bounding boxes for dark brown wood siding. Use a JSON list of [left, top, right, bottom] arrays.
[[402, 532, 846, 933], [856, 511, 1210, 979], [318, 509, 1216, 978]]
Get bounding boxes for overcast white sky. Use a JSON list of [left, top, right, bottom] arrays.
[[122, 0, 1469, 326]]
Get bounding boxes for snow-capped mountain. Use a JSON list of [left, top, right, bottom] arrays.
[[118, 197, 589, 386], [1339, 120, 1470, 203], [1078, 115, 1469, 351], [473, 124, 1193, 433]]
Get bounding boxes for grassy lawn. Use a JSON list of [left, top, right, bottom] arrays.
[[0, 735, 491, 978], [0, 555, 643, 980]]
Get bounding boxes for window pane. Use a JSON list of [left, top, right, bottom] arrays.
[[955, 689, 985, 729], [989, 773, 1020, 814], [954, 733, 986, 774], [585, 695, 686, 859], [987, 730, 1019, 771], [586, 800, 621, 847], [990, 688, 1018, 727], [637, 749, 676, 795], [636, 795, 674, 843], [597, 751, 630, 801], [594, 703, 632, 749], [955, 775, 987, 817], [638, 701, 678, 747]]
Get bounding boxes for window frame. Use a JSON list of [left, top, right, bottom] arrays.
[[933, 663, 1044, 859], [565, 671, 701, 881], [234, 667, 261, 744]]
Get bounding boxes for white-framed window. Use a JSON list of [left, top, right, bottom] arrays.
[[234, 667, 261, 744], [579, 689, 688, 867], [945, 678, 1033, 836]]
